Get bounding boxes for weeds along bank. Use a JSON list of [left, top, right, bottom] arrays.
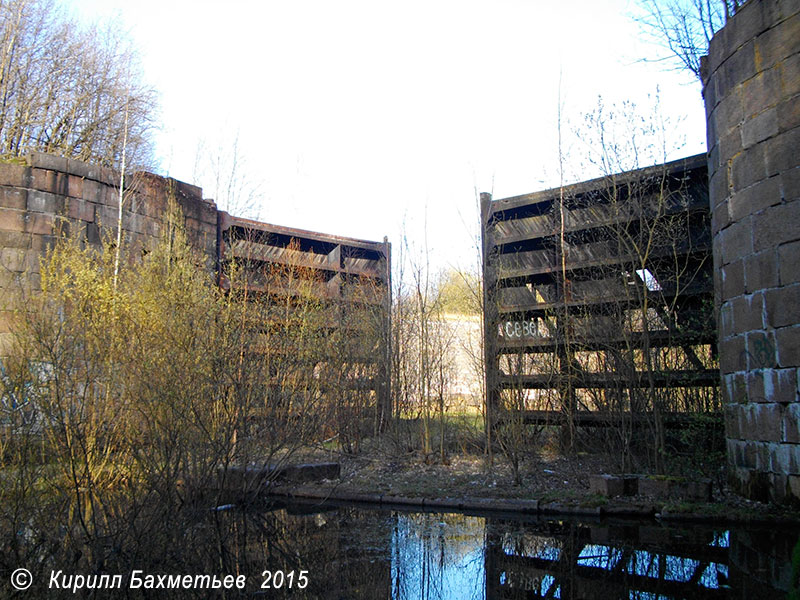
[[0, 153, 391, 575]]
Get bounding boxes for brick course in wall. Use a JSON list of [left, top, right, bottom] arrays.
[[703, 0, 800, 502]]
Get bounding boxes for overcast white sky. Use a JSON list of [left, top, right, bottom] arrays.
[[67, 0, 707, 272]]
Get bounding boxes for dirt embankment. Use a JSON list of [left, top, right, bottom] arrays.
[[265, 452, 800, 524]]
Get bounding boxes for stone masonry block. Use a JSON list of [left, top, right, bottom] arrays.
[[742, 402, 783, 442], [720, 333, 746, 374], [720, 300, 734, 334], [0, 163, 30, 188], [728, 438, 756, 468], [26, 190, 63, 214], [85, 222, 100, 245], [720, 39, 756, 98], [716, 85, 744, 138], [742, 107, 778, 148], [726, 403, 742, 438], [730, 0, 770, 52], [731, 293, 765, 334], [745, 368, 794, 404], [62, 157, 116, 187], [757, 442, 771, 471], [81, 179, 103, 203], [29, 168, 66, 196], [709, 162, 730, 209], [25, 213, 55, 236], [766, 284, 800, 328], [706, 22, 728, 77], [722, 258, 745, 300], [95, 204, 117, 229], [765, 367, 799, 404], [29, 233, 56, 253], [723, 372, 748, 405], [784, 403, 800, 443], [729, 170, 781, 221], [720, 217, 754, 264], [711, 198, 731, 234], [756, 12, 800, 72], [789, 474, 800, 500], [143, 195, 167, 219], [714, 258, 723, 306], [779, 37, 800, 97], [778, 93, 800, 133], [0, 188, 26, 211], [102, 185, 120, 208], [0, 248, 25, 272], [745, 330, 777, 370], [707, 135, 720, 169], [589, 474, 623, 497], [66, 198, 95, 223], [779, 239, 800, 285], [776, 325, 800, 369], [745, 370, 769, 403], [0, 230, 31, 250], [28, 153, 68, 173], [770, 472, 788, 502], [199, 201, 218, 226], [0, 208, 26, 233], [753, 203, 800, 251], [127, 193, 145, 216], [720, 128, 744, 171], [730, 173, 781, 220], [66, 175, 83, 199], [742, 68, 780, 120], [146, 218, 161, 238], [765, 126, 800, 176], [784, 166, 800, 202], [732, 140, 767, 191], [771, 442, 800, 474], [745, 249, 779, 292], [704, 62, 718, 112]]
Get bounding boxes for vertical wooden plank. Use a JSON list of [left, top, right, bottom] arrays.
[[378, 236, 392, 430], [481, 192, 500, 439], [216, 210, 231, 289]]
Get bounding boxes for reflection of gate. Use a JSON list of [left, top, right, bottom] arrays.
[[481, 154, 718, 437], [217, 213, 392, 428], [485, 517, 790, 600]]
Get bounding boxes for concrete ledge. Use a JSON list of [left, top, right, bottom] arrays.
[[591, 474, 712, 502], [639, 477, 712, 502], [589, 474, 639, 497]]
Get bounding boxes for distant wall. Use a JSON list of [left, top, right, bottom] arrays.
[[0, 153, 218, 351], [703, 0, 800, 502], [0, 155, 391, 422]]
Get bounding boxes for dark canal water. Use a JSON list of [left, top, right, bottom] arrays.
[[8, 500, 797, 598], [205, 500, 799, 599]]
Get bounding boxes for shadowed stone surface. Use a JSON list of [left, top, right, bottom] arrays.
[[704, 0, 800, 503]]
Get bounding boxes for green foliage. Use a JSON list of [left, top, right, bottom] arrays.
[[437, 268, 480, 315], [0, 198, 354, 573]]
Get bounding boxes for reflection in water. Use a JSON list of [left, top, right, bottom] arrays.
[[3, 499, 798, 598], [391, 513, 485, 600], [227, 501, 798, 599]]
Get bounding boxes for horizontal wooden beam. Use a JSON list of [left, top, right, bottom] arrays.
[[499, 369, 719, 389]]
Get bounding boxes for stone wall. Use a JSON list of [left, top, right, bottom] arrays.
[[0, 152, 392, 417], [0, 153, 218, 353], [703, 0, 800, 501]]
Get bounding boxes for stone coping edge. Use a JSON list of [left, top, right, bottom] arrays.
[[263, 485, 800, 525]]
